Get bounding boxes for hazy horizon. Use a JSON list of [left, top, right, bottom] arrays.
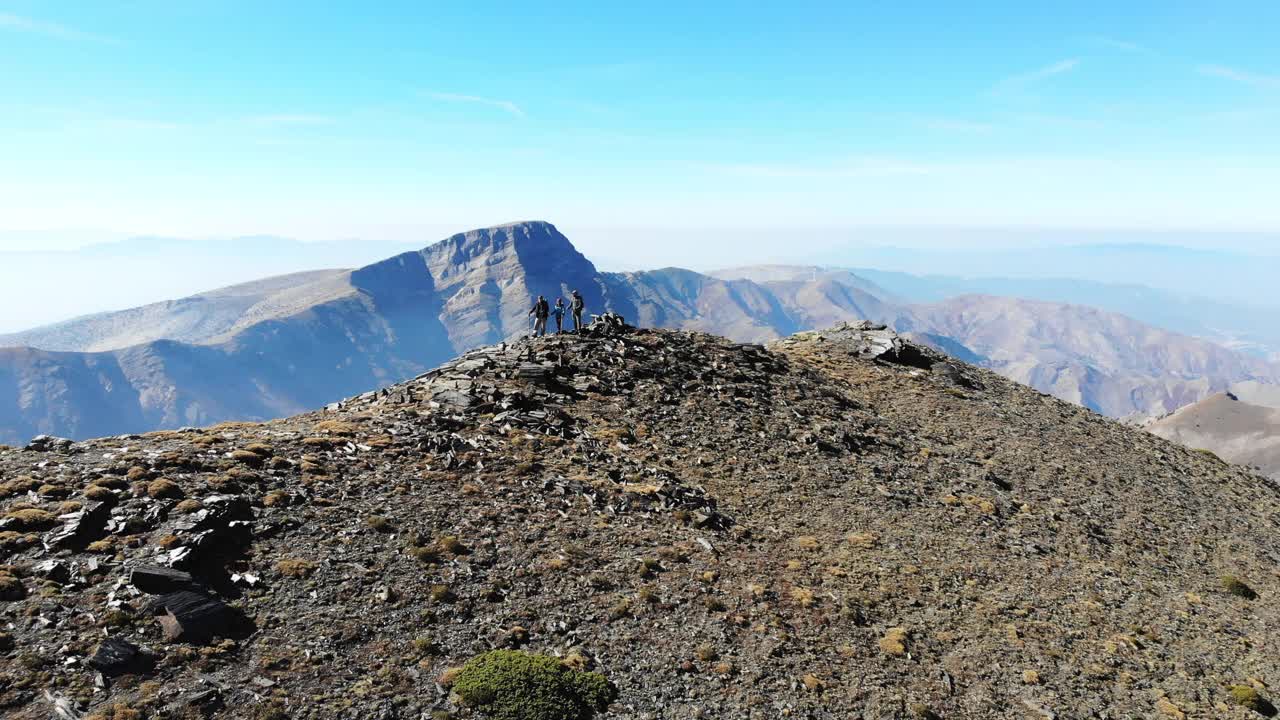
[[2, 225, 1279, 336]]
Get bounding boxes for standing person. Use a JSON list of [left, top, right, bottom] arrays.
[[570, 289, 585, 333], [528, 295, 550, 337], [551, 297, 567, 334]]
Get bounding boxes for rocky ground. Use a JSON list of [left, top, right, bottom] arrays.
[[1, 321, 1278, 719]]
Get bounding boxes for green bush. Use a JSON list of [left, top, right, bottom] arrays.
[[453, 650, 616, 720], [1228, 685, 1277, 716], [1222, 575, 1259, 600]]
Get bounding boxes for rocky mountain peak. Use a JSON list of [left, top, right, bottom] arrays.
[[425, 220, 593, 282], [3, 321, 1276, 718]]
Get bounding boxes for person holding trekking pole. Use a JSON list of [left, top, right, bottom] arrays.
[[528, 295, 550, 337]]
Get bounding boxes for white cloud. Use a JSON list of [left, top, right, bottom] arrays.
[[1199, 64, 1280, 90], [1087, 36, 1152, 54], [424, 92, 525, 117], [0, 11, 117, 43], [991, 59, 1080, 94], [708, 157, 945, 179], [244, 114, 337, 127], [918, 117, 996, 134]]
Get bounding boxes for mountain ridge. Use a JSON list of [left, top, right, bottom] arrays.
[[2, 222, 1279, 444]]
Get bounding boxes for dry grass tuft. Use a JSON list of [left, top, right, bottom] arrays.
[[790, 587, 816, 608], [879, 627, 909, 657], [146, 478, 183, 500], [3, 509, 55, 531], [83, 485, 116, 501], [276, 558, 317, 578]]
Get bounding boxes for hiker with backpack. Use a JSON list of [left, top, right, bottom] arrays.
[[551, 297, 567, 334], [528, 295, 550, 337], [570, 290, 585, 333]]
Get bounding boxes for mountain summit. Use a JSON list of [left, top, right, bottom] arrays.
[[0, 222, 607, 444], [1, 323, 1277, 718], [3, 222, 1279, 444]]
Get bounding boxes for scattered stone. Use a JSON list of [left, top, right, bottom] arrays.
[[152, 590, 235, 644], [44, 501, 112, 550], [33, 559, 71, 584], [129, 566, 195, 594], [88, 637, 150, 677], [26, 435, 73, 452]]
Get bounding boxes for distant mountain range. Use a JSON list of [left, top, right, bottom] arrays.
[[0, 236, 424, 334], [716, 264, 1280, 360], [2, 221, 1278, 444], [813, 236, 1280, 310]]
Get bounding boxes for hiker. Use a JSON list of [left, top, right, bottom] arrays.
[[551, 297, 567, 334], [570, 290, 585, 333], [528, 295, 550, 337]]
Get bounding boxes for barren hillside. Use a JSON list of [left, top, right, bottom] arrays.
[[1, 322, 1277, 719], [1147, 392, 1280, 479]]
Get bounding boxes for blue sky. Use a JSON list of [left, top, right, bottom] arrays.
[[2, 1, 1279, 254]]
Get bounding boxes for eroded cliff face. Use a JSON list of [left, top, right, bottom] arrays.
[[418, 221, 605, 349]]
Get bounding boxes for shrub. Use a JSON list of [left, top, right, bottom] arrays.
[[95, 476, 130, 490], [1222, 575, 1259, 600], [794, 535, 820, 551], [408, 545, 440, 564], [276, 558, 317, 578], [0, 531, 37, 553], [0, 572, 26, 600], [230, 450, 265, 467], [243, 443, 274, 456], [0, 476, 41, 498], [3, 508, 56, 530], [146, 479, 183, 500], [879, 627, 908, 656], [436, 535, 468, 556], [1195, 448, 1225, 463], [452, 650, 616, 720], [84, 485, 116, 501], [790, 587, 816, 608], [1228, 685, 1277, 715], [262, 491, 290, 507]]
